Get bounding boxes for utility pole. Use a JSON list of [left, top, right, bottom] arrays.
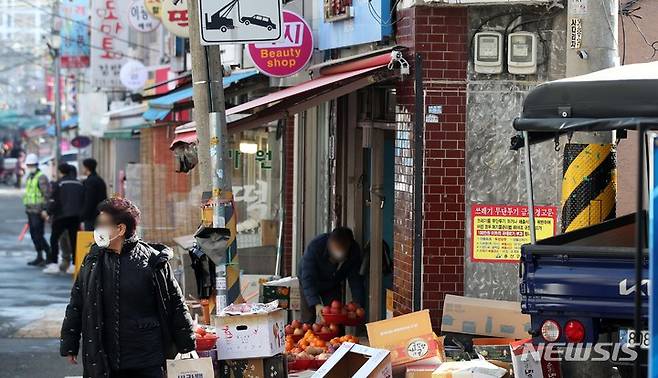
[[561, 0, 618, 233], [186, 0, 241, 307], [561, 1, 619, 377], [51, 0, 62, 166]]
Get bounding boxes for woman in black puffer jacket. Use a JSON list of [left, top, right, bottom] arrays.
[[60, 198, 195, 378]]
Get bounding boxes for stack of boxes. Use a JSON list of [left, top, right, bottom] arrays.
[[215, 307, 288, 378]]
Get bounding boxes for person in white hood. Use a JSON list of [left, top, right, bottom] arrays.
[[22, 153, 50, 266]]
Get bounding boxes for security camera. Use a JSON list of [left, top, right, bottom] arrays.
[[577, 49, 589, 60]]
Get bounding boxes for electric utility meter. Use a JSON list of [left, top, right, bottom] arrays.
[[508, 32, 538, 75], [474, 32, 503, 74]]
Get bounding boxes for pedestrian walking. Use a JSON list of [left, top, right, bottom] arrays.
[[14, 149, 25, 188], [22, 153, 50, 266], [80, 158, 107, 231], [44, 163, 83, 274], [60, 197, 195, 378]]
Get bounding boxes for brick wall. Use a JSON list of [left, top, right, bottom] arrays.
[[393, 5, 467, 325]]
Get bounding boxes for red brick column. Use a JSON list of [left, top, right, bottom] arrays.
[[393, 5, 467, 325]]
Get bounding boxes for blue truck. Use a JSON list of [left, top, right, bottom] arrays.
[[512, 62, 658, 377]]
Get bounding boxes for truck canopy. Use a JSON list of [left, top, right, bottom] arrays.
[[513, 61, 658, 145]]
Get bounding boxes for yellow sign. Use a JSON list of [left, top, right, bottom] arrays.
[[74, 231, 95, 279], [471, 204, 557, 262]]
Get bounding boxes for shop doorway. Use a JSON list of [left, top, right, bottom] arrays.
[[361, 128, 395, 321]]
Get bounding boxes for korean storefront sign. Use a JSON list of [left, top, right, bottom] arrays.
[[128, 0, 160, 32], [247, 10, 313, 77], [144, 0, 162, 19], [60, 0, 90, 68], [161, 0, 189, 38], [471, 204, 557, 263], [90, 0, 129, 88]]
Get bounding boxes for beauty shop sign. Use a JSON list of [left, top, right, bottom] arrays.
[[247, 10, 313, 77]]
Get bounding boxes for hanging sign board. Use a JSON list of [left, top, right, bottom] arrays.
[[162, 0, 190, 38], [247, 10, 313, 77], [60, 0, 90, 68], [199, 0, 282, 44], [90, 0, 129, 88], [144, 0, 162, 19], [470, 204, 557, 263], [128, 0, 160, 32], [120, 59, 148, 91]]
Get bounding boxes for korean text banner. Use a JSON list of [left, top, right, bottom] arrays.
[[90, 0, 129, 88], [60, 0, 90, 68]]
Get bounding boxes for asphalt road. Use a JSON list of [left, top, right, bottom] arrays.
[[0, 187, 82, 378]]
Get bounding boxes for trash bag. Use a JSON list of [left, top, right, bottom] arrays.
[[194, 226, 231, 265], [172, 142, 198, 173], [189, 244, 216, 299]]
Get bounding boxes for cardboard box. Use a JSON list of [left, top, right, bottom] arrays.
[[404, 357, 444, 378], [510, 339, 562, 378], [226, 354, 288, 378], [315, 342, 393, 378], [241, 274, 273, 303], [261, 220, 278, 247], [367, 310, 440, 366], [441, 295, 531, 339], [431, 360, 507, 378], [215, 308, 286, 360], [262, 277, 301, 310]]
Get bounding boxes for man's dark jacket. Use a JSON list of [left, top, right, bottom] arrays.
[[81, 172, 107, 222], [60, 240, 195, 378], [298, 233, 365, 307], [48, 172, 84, 220]]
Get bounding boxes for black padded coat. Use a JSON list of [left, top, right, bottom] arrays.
[[60, 240, 195, 378]]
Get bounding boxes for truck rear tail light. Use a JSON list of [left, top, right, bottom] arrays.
[[540, 320, 561, 342], [564, 320, 585, 343]]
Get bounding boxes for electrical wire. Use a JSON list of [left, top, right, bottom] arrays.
[[15, 0, 163, 55], [366, 0, 404, 26], [628, 15, 658, 59]]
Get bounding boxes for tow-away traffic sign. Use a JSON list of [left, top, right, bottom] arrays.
[[199, 0, 282, 45]]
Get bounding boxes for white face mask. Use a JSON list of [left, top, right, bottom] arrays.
[[329, 249, 347, 261], [27, 166, 37, 174], [94, 227, 119, 248]]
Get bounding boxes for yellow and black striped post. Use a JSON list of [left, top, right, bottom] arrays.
[[222, 194, 242, 304], [561, 143, 617, 232]]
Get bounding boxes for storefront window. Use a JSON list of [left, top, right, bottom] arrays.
[[228, 126, 282, 274], [323, 0, 353, 21]]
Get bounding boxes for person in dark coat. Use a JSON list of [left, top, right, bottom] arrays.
[[60, 197, 195, 378], [45, 163, 84, 274], [298, 227, 365, 323], [81, 158, 108, 231]]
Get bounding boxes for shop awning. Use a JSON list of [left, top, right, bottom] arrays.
[[172, 52, 397, 138], [227, 59, 395, 132], [143, 70, 259, 122], [170, 122, 198, 148]]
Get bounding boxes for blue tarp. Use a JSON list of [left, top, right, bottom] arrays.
[[143, 70, 259, 122]]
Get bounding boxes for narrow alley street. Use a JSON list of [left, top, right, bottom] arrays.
[[0, 187, 82, 377]]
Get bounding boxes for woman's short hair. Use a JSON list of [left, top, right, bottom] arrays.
[[97, 197, 141, 238]]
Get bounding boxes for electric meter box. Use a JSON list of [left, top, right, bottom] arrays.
[[474, 31, 503, 74], [507, 32, 538, 75]]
